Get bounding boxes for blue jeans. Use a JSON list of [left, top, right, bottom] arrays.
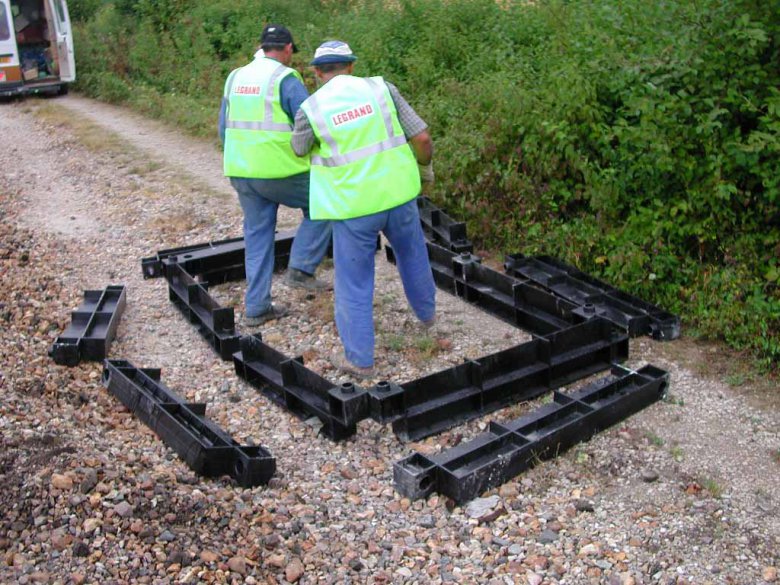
[[333, 198, 436, 367], [231, 175, 332, 317]]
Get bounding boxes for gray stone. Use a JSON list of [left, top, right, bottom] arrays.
[[264, 533, 282, 549], [538, 530, 558, 544], [419, 515, 435, 528], [641, 470, 659, 483], [159, 530, 176, 542], [465, 495, 500, 520], [167, 548, 191, 567], [114, 501, 133, 519], [80, 469, 98, 494]]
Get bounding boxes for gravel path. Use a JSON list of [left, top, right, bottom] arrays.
[[0, 95, 777, 585]]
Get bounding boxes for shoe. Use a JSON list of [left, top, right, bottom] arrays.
[[417, 315, 438, 333], [284, 268, 331, 291], [245, 304, 289, 326], [329, 353, 374, 379], [417, 315, 449, 336]]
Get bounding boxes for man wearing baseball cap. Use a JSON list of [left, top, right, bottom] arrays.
[[219, 25, 332, 326], [292, 40, 437, 378]]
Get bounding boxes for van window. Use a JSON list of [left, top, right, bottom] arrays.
[[0, 3, 10, 41], [54, 0, 65, 23]]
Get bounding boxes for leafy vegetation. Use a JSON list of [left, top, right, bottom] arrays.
[[69, 0, 779, 369]]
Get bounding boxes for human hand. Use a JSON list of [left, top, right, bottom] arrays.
[[418, 162, 434, 184]]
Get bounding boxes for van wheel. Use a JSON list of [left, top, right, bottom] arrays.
[[57, 84, 69, 96]]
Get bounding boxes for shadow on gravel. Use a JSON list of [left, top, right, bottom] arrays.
[[0, 433, 76, 538]]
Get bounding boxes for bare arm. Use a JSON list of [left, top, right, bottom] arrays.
[[409, 130, 433, 165]]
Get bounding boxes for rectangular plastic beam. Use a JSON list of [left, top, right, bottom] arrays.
[[141, 236, 245, 279], [102, 359, 275, 487], [505, 254, 681, 340], [233, 335, 369, 441], [417, 196, 473, 253], [50, 285, 127, 366], [141, 230, 296, 280], [394, 364, 669, 503], [166, 263, 239, 360], [387, 241, 581, 336]]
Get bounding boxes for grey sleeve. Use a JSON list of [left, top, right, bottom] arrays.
[[291, 108, 316, 156], [386, 82, 428, 138]]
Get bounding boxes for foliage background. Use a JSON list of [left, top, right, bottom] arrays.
[[68, 0, 780, 368]]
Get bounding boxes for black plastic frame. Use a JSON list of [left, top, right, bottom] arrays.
[[373, 317, 628, 441], [102, 359, 275, 487], [388, 241, 581, 336], [50, 285, 127, 366], [142, 236, 244, 279], [142, 198, 673, 454], [145, 232, 297, 361], [394, 364, 669, 503], [505, 254, 680, 340], [417, 196, 473, 253], [166, 262, 240, 360], [233, 335, 368, 441], [142, 230, 295, 281]]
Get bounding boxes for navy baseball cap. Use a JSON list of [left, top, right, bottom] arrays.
[[310, 40, 358, 66], [261, 24, 298, 53]]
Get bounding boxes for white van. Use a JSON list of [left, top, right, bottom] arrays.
[[0, 0, 74, 96]]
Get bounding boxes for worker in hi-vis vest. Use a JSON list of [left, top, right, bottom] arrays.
[[220, 24, 332, 326], [292, 40, 437, 378]]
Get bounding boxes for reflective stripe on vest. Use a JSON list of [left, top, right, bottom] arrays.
[[301, 76, 420, 220], [226, 120, 292, 132], [223, 58, 310, 179], [311, 135, 408, 167]]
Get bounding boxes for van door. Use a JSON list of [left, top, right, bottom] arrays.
[[50, 0, 73, 81], [0, 0, 21, 86]]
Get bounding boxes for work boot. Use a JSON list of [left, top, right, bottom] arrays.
[[284, 268, 331, 291], [417, 315, 450, 336], [244, 304, 289, 326], [329, 353, 374, 379]]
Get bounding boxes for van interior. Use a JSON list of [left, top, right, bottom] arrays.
[[11, 0, 60, 82]]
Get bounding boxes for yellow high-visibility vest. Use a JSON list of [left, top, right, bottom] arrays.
[[223, 57, 310, 178], [301, 75, 420, 219]]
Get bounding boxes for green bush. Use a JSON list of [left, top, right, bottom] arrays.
[[67, 0, 103, 22], [70, 0, 780, 369]]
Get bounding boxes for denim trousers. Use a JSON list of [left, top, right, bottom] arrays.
[[231, 175, 332, 317], [333, 198, 436, 367]]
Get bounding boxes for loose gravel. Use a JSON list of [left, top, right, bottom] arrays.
[[0, 95, 777, 585]]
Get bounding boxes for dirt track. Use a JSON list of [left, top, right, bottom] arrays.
[[0, 94, 778, 585]]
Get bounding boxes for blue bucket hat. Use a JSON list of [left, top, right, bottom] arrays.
[[310, 40, 358, 66]]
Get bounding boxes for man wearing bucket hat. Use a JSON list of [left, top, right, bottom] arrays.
[[292, 40, 436, 378], [219, 25, 332, 327]]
